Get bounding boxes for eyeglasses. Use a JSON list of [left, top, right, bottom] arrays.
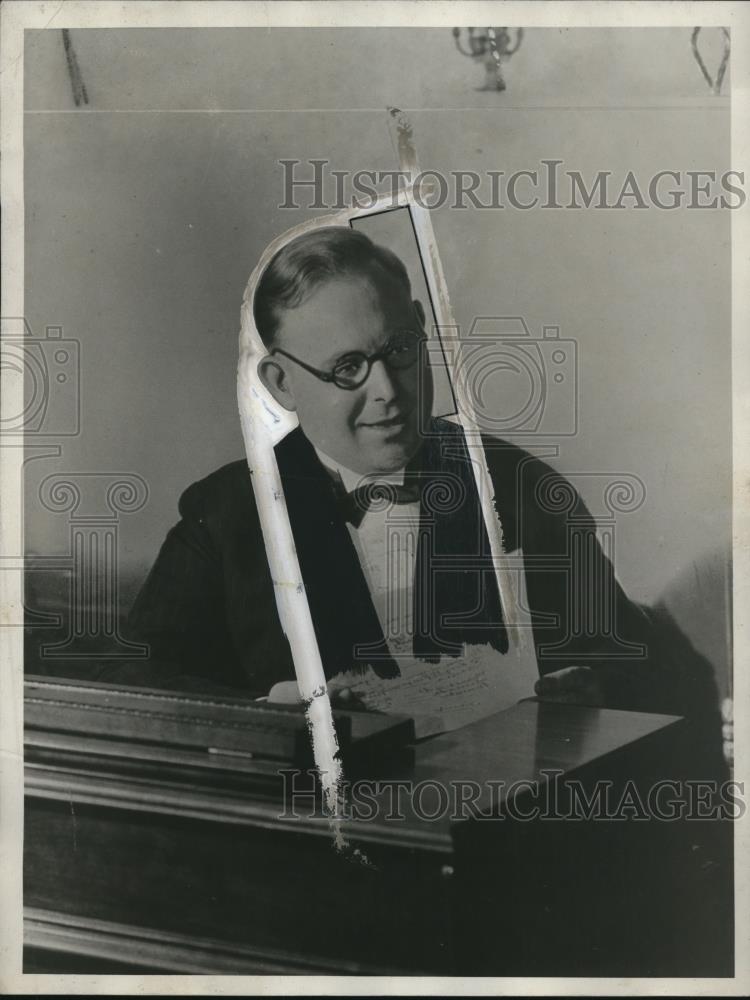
[[271, 328, 423, 390]]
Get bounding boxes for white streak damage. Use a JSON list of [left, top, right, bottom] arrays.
[[387, 106, 519, 647], [237, 215, 350, 849], [237, 110, 520, 853], [237, 183, 433, 855]]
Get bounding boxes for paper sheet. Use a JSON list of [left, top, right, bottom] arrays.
[[330, 552, 539, 738]]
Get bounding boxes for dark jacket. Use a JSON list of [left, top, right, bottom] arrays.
[[119, 420, 694, 715]]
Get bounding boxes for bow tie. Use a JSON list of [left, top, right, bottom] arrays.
[[336, 480, 421, 528]]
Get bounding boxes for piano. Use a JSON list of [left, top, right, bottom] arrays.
[[23, 676, 733, 976]]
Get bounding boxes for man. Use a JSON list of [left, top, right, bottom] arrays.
[[123, 227, 718, 725]]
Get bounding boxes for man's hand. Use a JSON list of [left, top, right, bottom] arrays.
[[266, 680, 367, 711], [534, 666, 604, 707]]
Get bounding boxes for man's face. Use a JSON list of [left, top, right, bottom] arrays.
[[271, 272, 432, 475]]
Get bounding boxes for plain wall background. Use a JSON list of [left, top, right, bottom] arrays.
[[22, 28, 731, 634]]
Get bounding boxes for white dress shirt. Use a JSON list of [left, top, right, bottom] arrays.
[[311, 449, 540, 737], [314, 447, 420, 657]]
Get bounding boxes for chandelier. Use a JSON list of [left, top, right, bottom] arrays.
[[451, 27, 524, 92]]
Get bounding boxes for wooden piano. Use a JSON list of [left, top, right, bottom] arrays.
[[23, 676, 733, 976]]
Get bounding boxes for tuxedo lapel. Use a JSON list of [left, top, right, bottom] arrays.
[[274, 428, 399, 679], [273, 421, 507, 681], [411, 419, 508, 660]]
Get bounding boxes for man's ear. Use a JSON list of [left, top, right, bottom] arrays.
[[257, 355, 298, 413], [413, 299, 426, 330]]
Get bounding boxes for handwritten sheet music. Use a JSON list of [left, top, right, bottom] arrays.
[[329, 552, 539, 738]]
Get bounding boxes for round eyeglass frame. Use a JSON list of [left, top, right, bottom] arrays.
[[270, 328, 423, 390]]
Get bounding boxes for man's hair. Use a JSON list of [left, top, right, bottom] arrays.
[[253, 226, 412, 347]]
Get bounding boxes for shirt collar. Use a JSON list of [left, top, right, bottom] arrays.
[[313, 446, 406, 493]]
